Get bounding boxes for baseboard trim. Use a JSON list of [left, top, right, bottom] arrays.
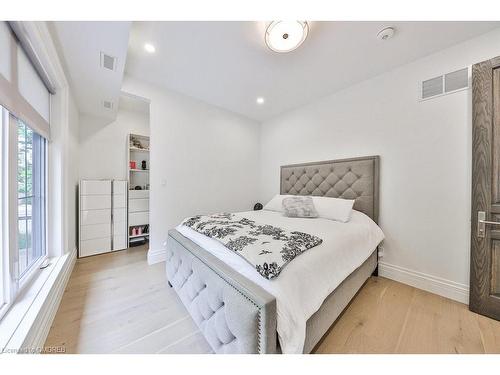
[[379, 261, 469, 304], [147, 248, 166, 265]]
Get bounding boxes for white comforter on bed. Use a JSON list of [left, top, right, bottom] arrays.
[[176, 209, 384, 354]]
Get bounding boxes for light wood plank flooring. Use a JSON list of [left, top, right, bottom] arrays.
[[45, 245, 212, 354], [315, 277, 500, 353], [45, 246, 500, 354]]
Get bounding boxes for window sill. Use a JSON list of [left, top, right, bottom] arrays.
[[0, 248, 76, 353]]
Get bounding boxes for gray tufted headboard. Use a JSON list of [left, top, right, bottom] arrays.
[[280, 155, 379, 223]]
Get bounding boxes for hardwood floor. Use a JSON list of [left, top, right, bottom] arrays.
[[45, 247, 500, 354], [315, 277, 500, 354], [44, 245, 212, 354]]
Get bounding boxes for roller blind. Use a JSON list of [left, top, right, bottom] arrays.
[[17, 47, 50, 123], [0, 21, 51, 139], [0, 23, 11, 81]]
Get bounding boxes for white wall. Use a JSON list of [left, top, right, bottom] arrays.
[[79, 108, 149, 180], [66, 92, 79, 252], [122, 76, 261, 260], [34, 20, 81, 258], [259, 28, 500, 302], [48, 87, 80, 257]]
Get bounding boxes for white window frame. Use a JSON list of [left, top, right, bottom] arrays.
[[16, 116, 48, 287], [0, 106, 17, 320], [0, 107, 48, 320], [0, 106, 9, 319]]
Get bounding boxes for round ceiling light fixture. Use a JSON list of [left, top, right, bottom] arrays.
[[377, 27, 395, 41], [265, 21, 309, 53]]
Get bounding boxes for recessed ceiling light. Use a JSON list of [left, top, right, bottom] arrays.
[[256, 97, 265, 104], [265, 21, 309, 53], [144, 43, 156, 53]]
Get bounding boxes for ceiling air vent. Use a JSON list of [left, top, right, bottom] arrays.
[[100, 52, 117, 71], [103, 100, 113, 110], [420, 67, 469, 101]]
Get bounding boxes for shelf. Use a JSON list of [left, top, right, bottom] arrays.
[[129, 147, 149, 152], [129, 169, 149, 173], [130, 133, 149, 140], [129, 233, 149, 239]]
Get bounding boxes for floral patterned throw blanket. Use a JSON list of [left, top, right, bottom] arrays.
[[182, 213, 323, 280]]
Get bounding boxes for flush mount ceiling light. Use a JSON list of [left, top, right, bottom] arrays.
[[377, 27, 395, 41], [265, 21, 309, 53], [256, 97, 265, 104], [144, 43, 156, 53]]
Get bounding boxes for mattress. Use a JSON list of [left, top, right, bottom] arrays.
[[176, 209, 384, 354]]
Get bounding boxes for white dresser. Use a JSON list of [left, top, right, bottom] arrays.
[[112, 180, 128, 251], [79, 180, 112, 257], [79, 179, 129, 257]]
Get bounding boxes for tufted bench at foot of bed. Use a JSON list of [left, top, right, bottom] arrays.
[[166, 229, 277, 354]]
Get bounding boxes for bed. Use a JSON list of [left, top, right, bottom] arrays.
[[165, 155, 381, 354]]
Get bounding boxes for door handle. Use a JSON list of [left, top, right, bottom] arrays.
[[477, 211, 500, 238]]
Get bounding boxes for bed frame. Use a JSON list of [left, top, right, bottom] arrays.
[[165, 155, 380, 353]]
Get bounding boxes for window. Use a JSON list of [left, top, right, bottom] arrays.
[[1, 107, 6, 314], [0, 21, 52, 323], [17, 120, 46, 278], [0, 106, 47, 320]]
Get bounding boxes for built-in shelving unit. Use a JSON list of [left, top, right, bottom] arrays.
[[129, 147, 150, 153], [127, 133, 150, 245], [129, 233, 150, 239]]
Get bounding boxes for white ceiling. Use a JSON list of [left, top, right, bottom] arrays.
[[50, 21, 131, 119], [125, 21, 500, 122]]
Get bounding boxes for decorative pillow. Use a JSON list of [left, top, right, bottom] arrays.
[[311, 196, 355, 223], [263, 194, 293, 212], [282, 196, 319, 218]]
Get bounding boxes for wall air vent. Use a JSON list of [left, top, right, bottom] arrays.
[[100, 52, 117, 71], [422, 76, 443, 99], [444, 68, 469, 93], [420, 67, 469, 101], [103, 100, 113, 110]]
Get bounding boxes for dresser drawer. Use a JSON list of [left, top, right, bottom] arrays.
[[113, 194, 127, 208], [113, 180, 127, 195], [129, 211, 149, 226], [113, 235, 127, 251], [79, 237, 111, 257], [80, 223, 111, 241], [81, 195, 111, 210], [80, 180, 111, 195], [113, 224, 127, 236], [129, 190, 149, 199], [80, 209, 111, 225], [113, 207, 127, 223], [128, 198, 149, 213]]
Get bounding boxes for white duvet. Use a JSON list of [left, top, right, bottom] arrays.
[[176, 209, 384, 354]]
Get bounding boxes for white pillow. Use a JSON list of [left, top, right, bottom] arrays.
[[263, 194, 292, 212], [311, 196, 355, 223]]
